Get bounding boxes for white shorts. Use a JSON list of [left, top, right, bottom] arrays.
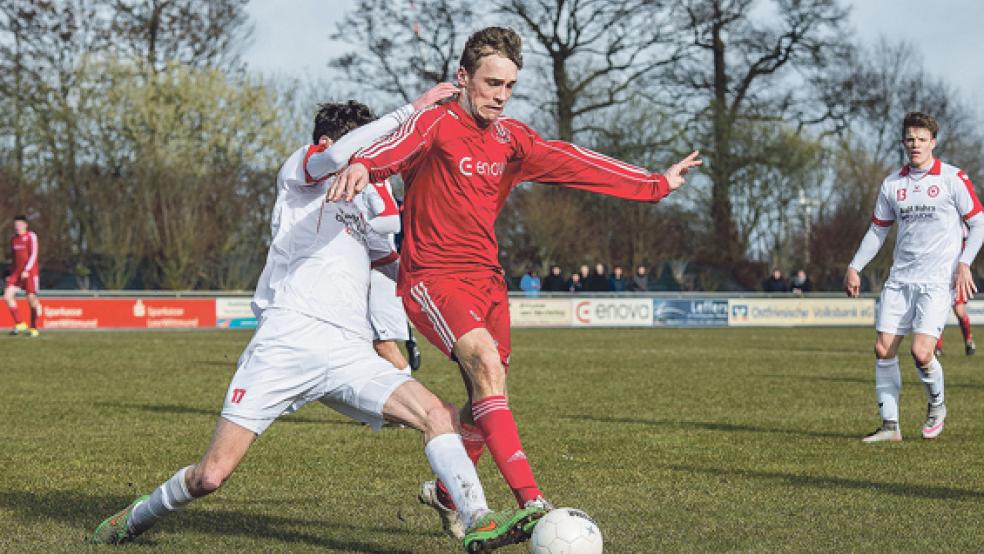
[[220, 308, 413, 434], [369, 269, 409, 341], [876, 282, 953, 338]]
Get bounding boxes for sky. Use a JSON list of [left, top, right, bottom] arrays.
[[243, 0, 984, 110]]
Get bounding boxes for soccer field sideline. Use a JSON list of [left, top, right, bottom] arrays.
[[3, 326, 984, 552]]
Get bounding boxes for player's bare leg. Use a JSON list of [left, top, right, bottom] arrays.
[[26, 293, 40, 336], [954, 302, 975, 355], [92, 417, 256, 544], [864, 332, 904, 443], [911, 332, 947, 439], [4, 285, 26, 335], [374, 339, 410, 374], [453, 328, 549, 511], [383, 380, 544, 550]]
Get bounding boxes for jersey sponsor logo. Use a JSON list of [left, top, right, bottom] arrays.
[[334, 210, 371, 242], [897, 188, 907, 201], [928, 185, 940, 198], [231, 388, 246, 404], [899, 204, 937, 222], [458, 156, 505, 177]]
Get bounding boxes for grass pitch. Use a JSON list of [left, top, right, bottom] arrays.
[[3, 326, 984, 552]]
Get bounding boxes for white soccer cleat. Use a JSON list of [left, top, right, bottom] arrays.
[[418, 480, 465, 539], [862, 422, 902, 443], [922, 403, 946, 439]]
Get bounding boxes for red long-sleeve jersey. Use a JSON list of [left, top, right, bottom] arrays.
[[10, 231, 39, 275], [350, 100, 670, 293]]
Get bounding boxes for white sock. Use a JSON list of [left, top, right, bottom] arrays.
[[424, 433, 489, 529], [875, 358, 901, 422], [128, 466, 195, 534], [917, 357, 945, 407]]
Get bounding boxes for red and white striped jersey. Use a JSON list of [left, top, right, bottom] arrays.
[[870, 158, 983, 284], [350, 100, 672, 294], [10, 231, 39, 274]]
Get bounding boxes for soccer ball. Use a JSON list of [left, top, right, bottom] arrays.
[[529, 507, 603, 554]]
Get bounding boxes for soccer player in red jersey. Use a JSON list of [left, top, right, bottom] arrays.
[[5, 215, 41, 337], [329, 26, 701, 531]]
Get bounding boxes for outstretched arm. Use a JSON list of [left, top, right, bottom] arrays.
[[306, 82, 458, 183], [508, 124, 701, 202]]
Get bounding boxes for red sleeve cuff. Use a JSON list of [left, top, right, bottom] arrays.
[[371, 251, 400, 268], [652, 173, 670, 201], [871, 216, 894, 227], [304, 144, 328, 184]]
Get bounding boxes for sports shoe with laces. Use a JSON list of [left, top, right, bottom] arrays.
[[462, 506, 545, 553], [966, 340, 976, 356], [862, 421, 902, 443], [922, 402, 946, 439], [91, 495, 149, 544], [419, 480, 465, 539]]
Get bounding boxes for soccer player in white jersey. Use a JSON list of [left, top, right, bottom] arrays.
[[844, 112, 984, 442], [92, 86, 545, 552]]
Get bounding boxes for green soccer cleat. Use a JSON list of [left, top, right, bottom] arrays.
[[91, 495, 149, 544], [462, 506, 546, 553]]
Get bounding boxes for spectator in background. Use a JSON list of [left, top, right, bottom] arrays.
[[566, 272, 583, 293], [790, 269, 812, 294], [519, 268, 541, 297], [628, 265, 650, 292], [763, 268, 788, 292], [541, 265, 566, 292], [578, 264, 590, 283], [609, 265, 627, 292], [584, 263, 611, 292]]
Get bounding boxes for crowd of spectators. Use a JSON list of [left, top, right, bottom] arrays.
[[516, 263, 816, 296], [518, 263, 663, 296], [761, 268, 813, 294]]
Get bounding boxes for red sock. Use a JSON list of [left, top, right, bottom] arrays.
[[30, 306, 38, 328], [472, 395, 542, 506], [959, 315, 973, 342], [936, 336, 944, 351], [7, 304, 20, 324], [460, 422, 486, 466]]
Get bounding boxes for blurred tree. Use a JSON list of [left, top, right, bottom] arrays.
[[670, 0, 849, 269], [109, 0, 251, 73], [330, 0, 475, 107]]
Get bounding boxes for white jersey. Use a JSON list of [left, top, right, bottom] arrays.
[[871, 159, 983, 285], [251, 105, 414, 326], [251, 145, 400, 338]]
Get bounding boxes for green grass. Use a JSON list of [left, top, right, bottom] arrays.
[[3, 327, 984, 552]]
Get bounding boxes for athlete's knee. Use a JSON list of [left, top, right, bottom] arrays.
[[423, 400, 457, 436], [190, 460, 235, 495], [874, 342, 895, 359], [911, 345, 934, 366]]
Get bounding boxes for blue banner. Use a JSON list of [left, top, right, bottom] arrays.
[[653, 298, 729, 327]]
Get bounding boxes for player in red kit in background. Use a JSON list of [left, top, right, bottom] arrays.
[[329, 26, 701, 535], [5, 215, 41, 337]]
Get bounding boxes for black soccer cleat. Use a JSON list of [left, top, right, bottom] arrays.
[[406, 337, 422, 371]]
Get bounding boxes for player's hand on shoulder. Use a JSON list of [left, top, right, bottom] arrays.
[[843, 267, 861, 298], [328, 163, 370, 203], [412, 82, 460, 111], [664, 151, 702, 191]]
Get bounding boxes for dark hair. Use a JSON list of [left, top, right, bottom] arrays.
[[14, 214, 27, 223], [460, 27, 523, 75], [903, 111, 939, 138], [312, 101, 375, 143]]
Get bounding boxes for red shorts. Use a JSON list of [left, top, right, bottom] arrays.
[[402, 273, 511, 367], [5, 272, 39, 295]]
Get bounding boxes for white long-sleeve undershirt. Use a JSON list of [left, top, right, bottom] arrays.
[[960, 213, 984, 266], [848, 224, 892, 273], [306, 103, 415, 181]]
